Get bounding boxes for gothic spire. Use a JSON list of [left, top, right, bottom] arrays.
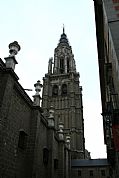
[[59, 26, 69, 46]]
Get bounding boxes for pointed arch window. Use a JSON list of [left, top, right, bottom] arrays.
[[18, 130, 27, 149], [61, 84, 67, 96], [52, 85, 58, 96], [60, 57, 64, 73]]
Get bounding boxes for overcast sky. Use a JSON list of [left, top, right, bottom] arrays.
[[0, 0, 106, 158]]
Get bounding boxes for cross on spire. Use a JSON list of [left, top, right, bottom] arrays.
[[63, 24, 65, 34]]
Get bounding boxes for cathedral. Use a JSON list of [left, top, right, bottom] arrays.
[[0, 29, 110, 178], [42, 27, 85, 159]]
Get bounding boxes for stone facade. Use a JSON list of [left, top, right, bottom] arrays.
[[93, 0, 119, 177], [71, 159, 110, 178], [0, 54, 70, 178]]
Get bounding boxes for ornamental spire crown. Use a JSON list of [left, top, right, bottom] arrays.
[[52, 28, 76, 74]]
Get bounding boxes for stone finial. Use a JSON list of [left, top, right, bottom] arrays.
[[66, 135, 71, 149], [49, 106, 54, 118], [48, 106, 55, 128], [9, 41, 21, 57], [48, 57, 53, 74], [58, 122, 64, 141], [34, 80, 42, 95], [5, 41, 21, 70], [33, 80, 42, 106]]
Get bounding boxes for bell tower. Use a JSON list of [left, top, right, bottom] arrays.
[[42, 28, 85, 158]]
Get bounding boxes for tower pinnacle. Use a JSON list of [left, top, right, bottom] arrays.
[[59, 26, 69, 46], [63, 24, 65, 34]]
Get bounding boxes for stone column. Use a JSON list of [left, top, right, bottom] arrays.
[[48, 57, 53, 74], [64, 57, 67, 73], [47, 106, 55, 178], [53, 55, 58, 74]]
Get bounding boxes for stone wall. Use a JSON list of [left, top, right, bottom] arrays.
[[0, 58, 70, 178]]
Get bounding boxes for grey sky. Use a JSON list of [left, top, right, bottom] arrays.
[[0, 0, 106, 158]]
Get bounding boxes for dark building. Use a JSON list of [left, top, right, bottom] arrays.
[[71, 159, 110, 178], [93, 0, 119, 177], [0, 30, 85, 178], [0, 30, 110, 178], [0, 41, 71, 178]]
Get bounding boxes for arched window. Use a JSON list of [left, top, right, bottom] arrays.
[[52, 85, 58, 96], [61, 84, 67, 96], [60, 57, 64, 73], [43, 147, 49, 166], [18, 130, 27, 149]]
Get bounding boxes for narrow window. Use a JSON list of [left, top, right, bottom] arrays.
[[89, 170, 93, 176], [60, 58, 64, 73], [78, 170, 81, 176], [54, 159, 58, 169], [18, 130, 27, 149], [43, 147, 49, 166], [61, 84, 67, 96], [101, 170, 105, 176], [52, 85, 58, 96]]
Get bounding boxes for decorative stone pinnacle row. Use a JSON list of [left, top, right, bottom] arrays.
[[34, 80, 43, 95], [48, 106, 55, 128], [49, 106, 54, 118], [33, 80, 42, 106], [9, 41, 21, 57], [66, 135, 70, 144], [65, 135, 71, 149], [5, 41, 21, 70], [58, 122, 64, 141], [58, 122, 64, 132]]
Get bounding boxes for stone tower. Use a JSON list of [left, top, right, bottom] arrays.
[[42, 28, 85, 159]]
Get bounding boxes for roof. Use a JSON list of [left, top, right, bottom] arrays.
[[58, 27, 69, 46], [59, 32, 69, 45], [71, 159, 110, 167], [0, 58, 5, 68]]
